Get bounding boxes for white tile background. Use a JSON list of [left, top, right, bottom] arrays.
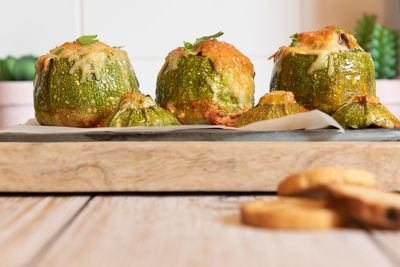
[[1, 0, 399, 102]]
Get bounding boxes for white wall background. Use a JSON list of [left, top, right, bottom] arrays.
[[1, 0, 399, 102]]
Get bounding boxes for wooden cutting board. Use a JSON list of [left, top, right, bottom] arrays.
[[0, 129, 399, 192], [1, 128, 400, 142]]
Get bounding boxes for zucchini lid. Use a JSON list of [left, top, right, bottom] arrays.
[[332, 95, 400, 129], [236, 91, 308, 127], [102, 92, 181, 127]]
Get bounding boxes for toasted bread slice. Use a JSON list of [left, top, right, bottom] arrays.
[[327, 184, 400, 229], [241, 197, 346, 230], [278, 167, 376, 197]]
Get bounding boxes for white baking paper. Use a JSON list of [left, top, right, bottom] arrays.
[[239, 110, 344, 132], [0, 110, 344, 134]]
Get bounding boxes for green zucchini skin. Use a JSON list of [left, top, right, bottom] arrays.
[[156, 54, 242, 125], [270, 52, 376, 115], [332, 99, 400, 129], [157, 55, 216, 102], [34, 56, 139, 127]]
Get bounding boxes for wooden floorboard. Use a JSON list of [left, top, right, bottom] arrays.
[[0, 196, 90, 267], [35, 196, 395, 267], [370, 230, 400, 265]]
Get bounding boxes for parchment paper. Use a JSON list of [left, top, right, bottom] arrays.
[[0, 110, 344, 134]]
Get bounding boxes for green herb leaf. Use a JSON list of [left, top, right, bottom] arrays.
[[54, 48, 64, 55], [183, 41, 194, 52], [334, 28, 341, 33], [352, 48, 364, 52], [193, 31, 224, 46], [183, 31, 224, 51], [76, 35, 99, 45], [290, 33, 298, 47]]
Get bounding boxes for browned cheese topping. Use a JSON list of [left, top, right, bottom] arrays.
[[118, 92, 156, 110], [194, 40, 254, 103], [258, 91, 297, 105], [36, 41, 129, 82], [294, 25, 360, 52], [270, 26, 364, 75]]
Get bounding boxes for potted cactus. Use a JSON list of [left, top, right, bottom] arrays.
[[0, 55, 37, 128], [355, 13, 400, 118]]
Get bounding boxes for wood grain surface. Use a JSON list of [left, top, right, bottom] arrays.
[[370, 230, 400, 264], [1, 196, 399, 267], [35, 196, 395, 267], [0, 196, 89, 267], [0, 141, 399, 192]]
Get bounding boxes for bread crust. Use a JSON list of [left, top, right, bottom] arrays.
[[326, 185, 400, 229], [241, 197, 346, 230], [278, 167, 377, 197]]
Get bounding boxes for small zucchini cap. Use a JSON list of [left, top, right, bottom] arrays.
[[332, 95, 400, 129], [235, 91, 308, 127], [102, 92, 181, 127]]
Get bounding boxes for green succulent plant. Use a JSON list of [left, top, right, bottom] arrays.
[[355, 13, 399, 79], [0, 55, 38, 81]]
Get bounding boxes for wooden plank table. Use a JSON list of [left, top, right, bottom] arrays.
[[1, 194, 399, 267], [1, 129, 400, 266]]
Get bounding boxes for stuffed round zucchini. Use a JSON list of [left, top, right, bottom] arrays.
[[270, 26, 376, 115], [34, 35, 139, 127], [235, 91, 308, 127], [332, 96, 400, 129], [102, 92, 181, 127], [156, 32, 255, 126]]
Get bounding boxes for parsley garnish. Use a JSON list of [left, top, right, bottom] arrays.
[[76, 35, 99, 45], [54, 48, 64, 55], [290, 33, 298, 47], [352, 48, 364, 52], [334, 28, 341, 33], [183, 31, 224, 51], [183, 41, 194, 51]]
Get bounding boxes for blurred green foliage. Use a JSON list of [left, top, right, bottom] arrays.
[[0, 55, 37, 81], [355, 13, 399, 79]]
